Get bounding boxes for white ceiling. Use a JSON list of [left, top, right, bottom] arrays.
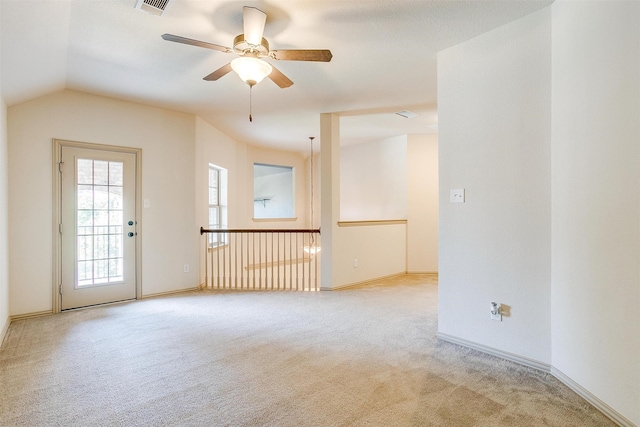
[[1, 0, 552, 154]]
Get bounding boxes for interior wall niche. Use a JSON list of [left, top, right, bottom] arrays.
[[253, 163, 295, 219]]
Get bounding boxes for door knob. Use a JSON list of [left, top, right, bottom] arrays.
[[128, 220, 134, 226], [128, 232, 134, 237]]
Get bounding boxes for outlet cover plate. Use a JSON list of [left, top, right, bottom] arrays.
[[450, 189, 465, 203]]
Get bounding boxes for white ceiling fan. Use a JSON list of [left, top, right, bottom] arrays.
[[162, 6, 333, 89]]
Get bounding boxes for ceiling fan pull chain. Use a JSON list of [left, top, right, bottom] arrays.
[[249, 85, 253, 122]]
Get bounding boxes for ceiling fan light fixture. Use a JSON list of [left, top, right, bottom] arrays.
[[231, 57, 272, 86]]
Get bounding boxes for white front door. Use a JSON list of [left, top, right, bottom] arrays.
[[60, 146, 137, 310]]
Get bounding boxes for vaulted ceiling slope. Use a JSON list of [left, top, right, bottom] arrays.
[[1, 0, 552, 152]]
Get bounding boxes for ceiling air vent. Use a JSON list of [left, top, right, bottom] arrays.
[[395, 110, 418, 119], [135, 0, 172, 16]]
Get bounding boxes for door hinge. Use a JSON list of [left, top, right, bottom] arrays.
[[59, 223, 63, 234], [59, 284, 63, 295], [58, 161, 64, 173]]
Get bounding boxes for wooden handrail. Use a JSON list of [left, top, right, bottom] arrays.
[[201, 227, 320, 235]]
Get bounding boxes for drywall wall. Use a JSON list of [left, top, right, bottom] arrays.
[[331, 222, 407, 288], [253, 165, 295, 219], [195, 117, 242, 285], [437, 8, 552, 363], [551, 2, 639, 425], [320, 113, 340, 289], [305, 152, 321, 230], [407, 134, 438, 273], [194, 117, 312, 285], [245, 146, 306, 229], [338, 134, 438, 276], [0, 94, 9, 342], [0, 4, 10, 342], [340, 136, 408, 221], [321, 114, 407, 289], [8, 90, 198, 316], [195, 117, 240, 229]]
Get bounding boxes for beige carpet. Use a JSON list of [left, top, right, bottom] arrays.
[[0, 275, 614, 426]]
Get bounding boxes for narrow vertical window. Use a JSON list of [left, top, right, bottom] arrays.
[[76, 158, 124, 286], [208, 164, 228, 246]]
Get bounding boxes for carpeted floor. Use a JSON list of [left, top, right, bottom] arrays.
[[0, 274, 614, 426]]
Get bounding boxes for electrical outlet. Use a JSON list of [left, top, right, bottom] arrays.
[[353, 259, 359, 268], [450, 189, 465, 203], [490, 302, 502, 321], [183, 264, 189, 273]]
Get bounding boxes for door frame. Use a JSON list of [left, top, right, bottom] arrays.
[[52, 139, 143, 313]]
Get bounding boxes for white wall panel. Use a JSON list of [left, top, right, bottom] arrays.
[[551, 2, 640, 424], [8, 90, 197, 314], [437, 8, 552, 363]]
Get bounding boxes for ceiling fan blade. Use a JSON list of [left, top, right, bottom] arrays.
[[243, 6, 267, 46], [203, 63, 233, 81], [268, 64, 293, 88], [269, 49, 333, 62], [161, 34, 232, 53]]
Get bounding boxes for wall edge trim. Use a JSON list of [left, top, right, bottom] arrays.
[[9, 310, 54, 322], [550, 367, 636, 427], [141, 286, 200, 299], [437, 332, 636, 426], [436, 332, 551, 372], [321, 272, 420, 291], [337, 219, 407, 227], [0, 317, 10, 348]]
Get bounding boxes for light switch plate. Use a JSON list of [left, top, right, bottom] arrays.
[[450, 189, 465, 203]]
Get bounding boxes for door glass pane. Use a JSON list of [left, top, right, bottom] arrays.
[[76, 158, 125, 287], [77, 159, 93, 184], [94, 186, 109, 210], [93, 161, 109, 185], [109, 162, 123, 186]]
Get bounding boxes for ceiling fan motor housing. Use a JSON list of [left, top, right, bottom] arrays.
[[233, 34, 270, 57]]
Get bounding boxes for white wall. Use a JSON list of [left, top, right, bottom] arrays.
[[253, 165, 295, 219], [321, 114, 408, 289], [438, 8, 552, 364], [194, 117, 312, 285], [195, 116, 243, 285], [337, 134, 438, 277], [340, 136, 408, 221], [439, 2, 639, 424], [551, 2, 639, 425], [407, 134, 438, 273], [332, 222, 407, 288], [0, 5, 10, 340], [8, 90, 198, 316], [245, 146, 306, 229]]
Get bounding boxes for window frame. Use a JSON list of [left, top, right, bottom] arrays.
[[208, 164, 228, 247]]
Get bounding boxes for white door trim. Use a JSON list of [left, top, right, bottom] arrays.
[[52, 139, 142, 313]]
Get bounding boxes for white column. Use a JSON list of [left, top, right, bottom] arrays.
[[320, 113, 340, 290]]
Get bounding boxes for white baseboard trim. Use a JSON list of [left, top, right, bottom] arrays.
[[141, 286, 200, 299], [0, 316, 10, 348], [10, 310, 54, 322], [437, 332, 636, 427], [436, 332, 551, 372], [320, 272, 408, 291], [551, 367, 636, 427]]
